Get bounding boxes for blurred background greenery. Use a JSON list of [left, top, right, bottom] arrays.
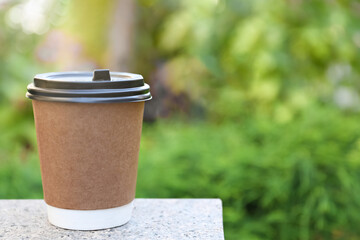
[[1, 0, 360, 239]]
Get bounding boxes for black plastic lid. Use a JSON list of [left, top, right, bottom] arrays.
[[26, 70, 151, 103]]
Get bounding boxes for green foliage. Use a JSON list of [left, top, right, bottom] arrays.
[[136, 0, 360, 121], [137, 106, 360, 239], [0, 102, 42, 198], [0, 13, 47, 103]]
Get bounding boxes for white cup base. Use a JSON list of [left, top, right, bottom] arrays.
[[46, 200, 134, 230]]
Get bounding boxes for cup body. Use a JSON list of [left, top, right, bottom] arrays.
[[32, 100, 145, 229]]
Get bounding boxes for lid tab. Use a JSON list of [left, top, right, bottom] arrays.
[[92, 69, 111, 81]]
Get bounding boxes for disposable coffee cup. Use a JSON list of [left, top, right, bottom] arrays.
[[26, 69, 151, 230]]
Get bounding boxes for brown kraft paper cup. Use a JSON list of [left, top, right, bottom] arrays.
[[32, 100, 145, 210], [27, 70, 151, 229]]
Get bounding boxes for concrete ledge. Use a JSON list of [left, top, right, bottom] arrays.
[[0, 199, 224, 240]]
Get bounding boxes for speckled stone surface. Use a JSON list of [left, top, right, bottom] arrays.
[[0, 199, 224, 240]]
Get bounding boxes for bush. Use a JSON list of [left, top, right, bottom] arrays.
[[0, 102, 42, 199], [137, 105, 360, 239]]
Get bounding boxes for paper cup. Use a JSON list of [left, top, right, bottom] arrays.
[[27, 70, 151, 230]]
